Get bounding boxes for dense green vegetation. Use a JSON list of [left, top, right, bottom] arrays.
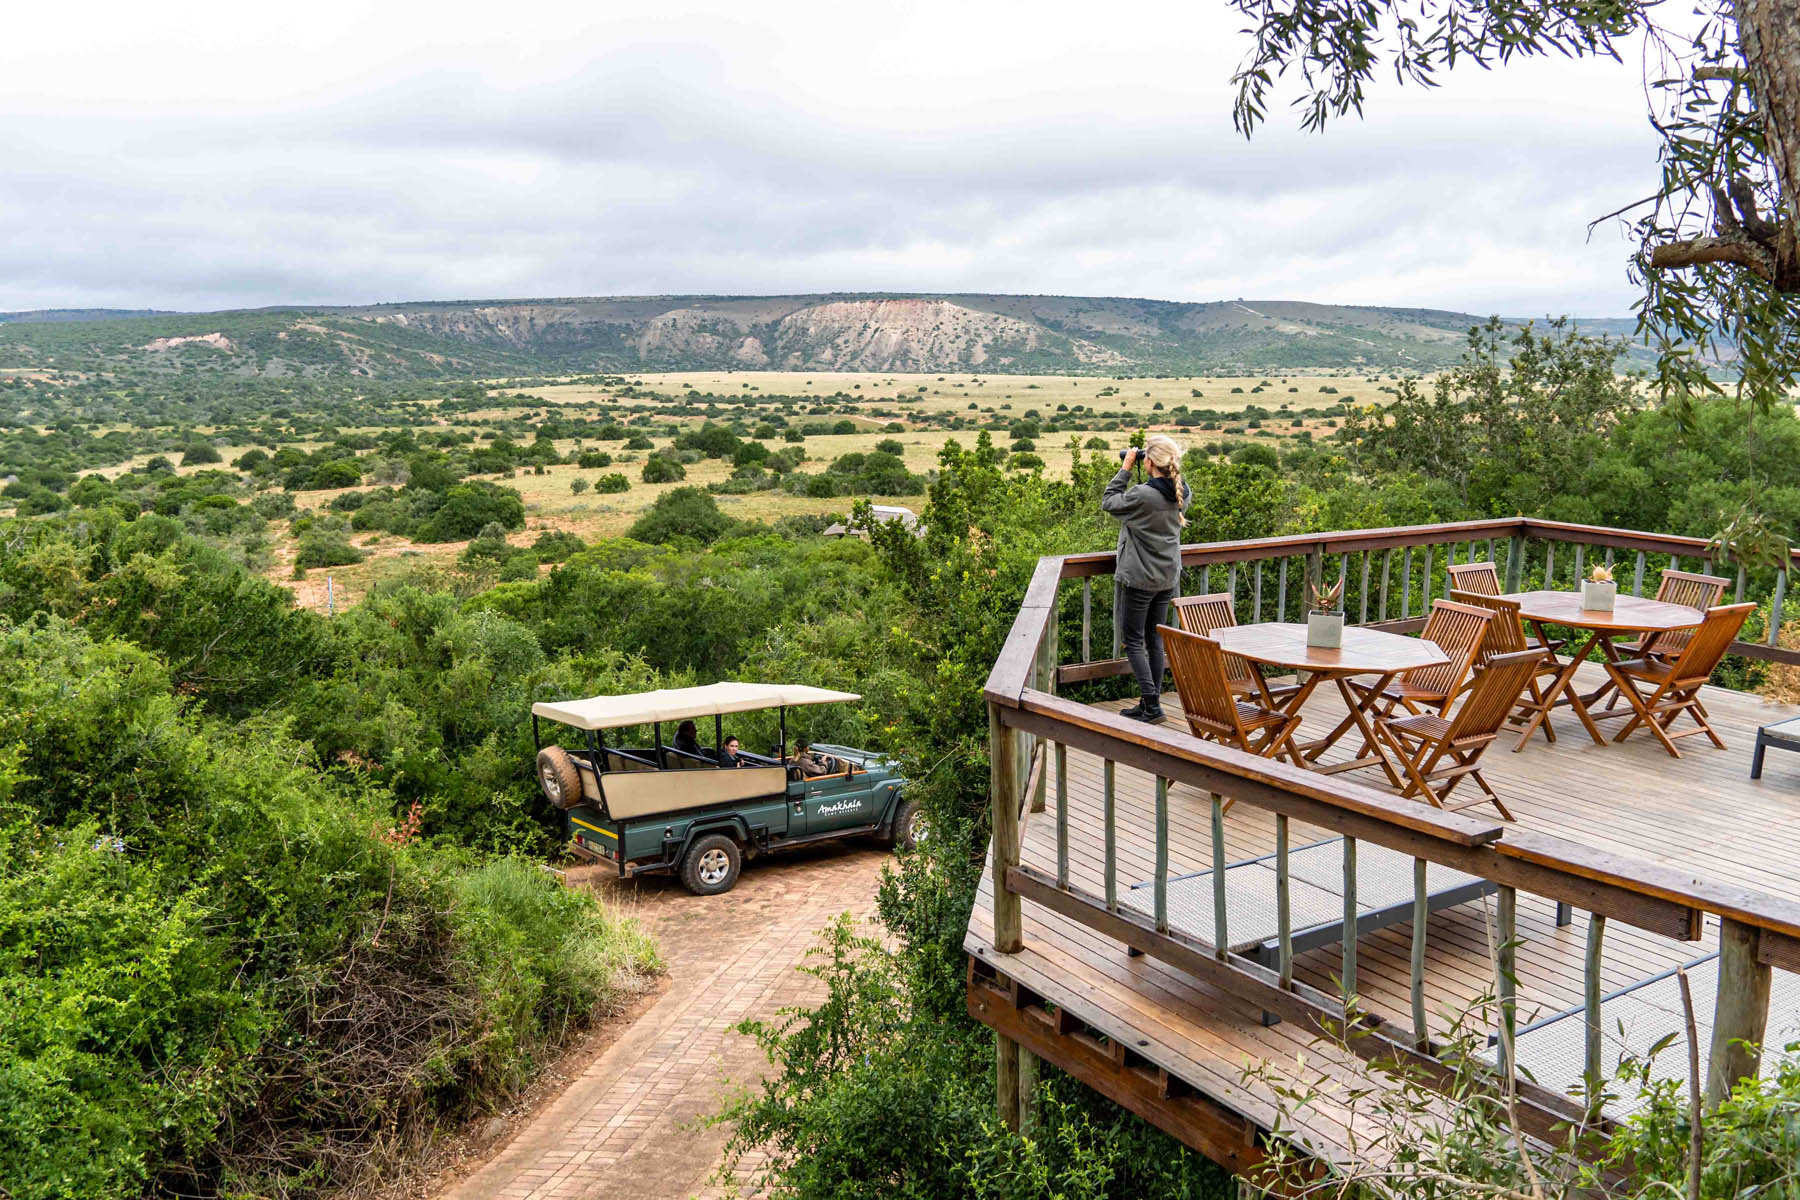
[[3, 316, 1798, 1199]]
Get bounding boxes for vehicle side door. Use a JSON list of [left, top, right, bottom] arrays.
[[802, 765, 875, 833]]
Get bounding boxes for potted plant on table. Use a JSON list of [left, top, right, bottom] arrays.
[[1581, 563, 1616, 612], [1307, 575, 1346, 648]]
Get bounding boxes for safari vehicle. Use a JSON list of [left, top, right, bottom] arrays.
[[531, 682, 917, 895]]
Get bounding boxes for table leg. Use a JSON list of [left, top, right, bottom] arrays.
[[1516, 630, 1608, 749], [1296, 672, 1404, 785]]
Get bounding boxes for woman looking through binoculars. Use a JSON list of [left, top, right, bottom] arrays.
[[1102, 435, 1191, 723]]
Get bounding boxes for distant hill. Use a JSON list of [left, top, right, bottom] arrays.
[[0, 294, 1645, 379]]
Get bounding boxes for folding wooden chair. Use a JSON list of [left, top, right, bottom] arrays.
[[1589, 569, 1731, 711], [1352, 599, 1494, 717], [1445, 561, 1501, 597], [1597, 602, 1755, 758], [1172, 591, 1297, 701], [1172, 593, 1259, 696], [1160, 624, 1305, 790], [1449, 589, 1563, 746], [1373, 649, 1546, 820]]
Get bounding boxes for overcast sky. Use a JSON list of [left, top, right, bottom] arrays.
[[0, 0, 1663, 316]]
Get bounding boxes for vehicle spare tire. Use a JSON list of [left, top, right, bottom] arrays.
[[537, 745, 583, 810]]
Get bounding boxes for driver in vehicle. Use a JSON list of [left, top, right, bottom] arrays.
[[792, 739, 837, 777], [672, 720, 705, 760]]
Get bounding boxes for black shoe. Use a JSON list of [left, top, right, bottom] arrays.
[[1140, 703, 1167, 724], [1120, 699, 1149, 719]]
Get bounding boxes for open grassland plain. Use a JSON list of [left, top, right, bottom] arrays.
[[523, 369, 1380, 420]]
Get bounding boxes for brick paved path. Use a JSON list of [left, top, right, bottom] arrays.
[[443, 843, 889, 1200]]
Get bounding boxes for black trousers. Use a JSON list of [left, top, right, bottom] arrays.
[[1117, 583, 1175, 701]]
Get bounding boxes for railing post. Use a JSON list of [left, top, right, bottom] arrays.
[[1768, 568, 1789, 648], [1103, 759, 1117, 912], [1018, 1047, 1040, 1137], [1276, 558, 1287, 620], [1154, 776, 1169, 934], [1497, 885, 1517, 1082], [1341, 836, 1358, 1001], [1211, 792, 1228, 956], [1633, 551, 1646, 597], [1707, 918, 1772, 1109], [1401, 547, 1413, 618], [1544, 542, 1555, 588], [1506, 534, 1525, 592], [1411, 857, 1428, 1048], [1359, 550, 1372, 625], [1253, 560, 1264, 622], [1054, 743, 1068, 890], [1584, 913, 1607, 1113], [988, 702, 1022, 954], [1379, 548, 1393, 620], [1081, 578, 1092, 664], [1276, 813, 1292, 989]]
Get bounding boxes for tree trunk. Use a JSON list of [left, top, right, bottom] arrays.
[[1737, 0, 1800, 266]]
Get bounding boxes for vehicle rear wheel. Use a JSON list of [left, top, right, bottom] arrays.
[[891, 796, 926, 852], [537, 746, 582, 810], [680, 834, 742, 896]]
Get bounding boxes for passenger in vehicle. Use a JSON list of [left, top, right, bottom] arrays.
[[793, 739, 836, 777], [672, 720, 704, 760], [718, 736, 744, 768]]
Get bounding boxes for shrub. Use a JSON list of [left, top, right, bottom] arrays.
[[623, 434, 654, 450], [594, 473, 630, 494], [626, 487, 739, 546], [570, 477, 590, 495], [421, 481, 526, 542], [641, 456, 686, 484], [531, 530, 586, 562], [181, 441, 222, 466], [293, 532, 364, 571], [577, 450, 613, 469]]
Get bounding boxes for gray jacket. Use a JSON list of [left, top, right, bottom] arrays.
[[1102, 468, 1190, 592]]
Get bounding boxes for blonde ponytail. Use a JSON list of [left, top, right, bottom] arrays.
[[1143, 434, 1187, 528]]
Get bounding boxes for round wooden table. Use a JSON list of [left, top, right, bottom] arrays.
[[1213, 623, 1448, 784], [1503, 590, 1705, 747]]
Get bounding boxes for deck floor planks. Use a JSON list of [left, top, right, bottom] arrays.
[[970, 663, 1797, 1159]]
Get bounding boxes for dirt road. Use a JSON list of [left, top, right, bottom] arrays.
[[441, 842, 890, 1200]]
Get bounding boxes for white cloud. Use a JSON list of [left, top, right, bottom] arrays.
[[0, 0, 1662, 315]]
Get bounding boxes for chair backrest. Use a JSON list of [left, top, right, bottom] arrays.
[[1407, 600, 1495, 699], [1159, 624, 1246, 737], [1449, 589, 1528, 659], [1445, 561, 1502, 597], [1445, 649, 1547, 742], [1171, 593, 1254, 689], [1645, 570, 1731, 657], [1664, 602, 1757, 687]]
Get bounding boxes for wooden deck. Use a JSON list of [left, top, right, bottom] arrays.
[[967, 663, 1800, 1166]]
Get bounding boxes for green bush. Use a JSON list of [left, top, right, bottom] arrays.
[[294, 531, 365, 571], [594, 473, 630, 494], [641, 455, 686, 484], [627, 487, 739, 546]]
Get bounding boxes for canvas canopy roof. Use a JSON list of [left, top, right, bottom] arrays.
[[532, 682, 861, 732]]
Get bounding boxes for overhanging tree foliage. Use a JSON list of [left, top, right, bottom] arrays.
[[1228, 0, 1800, 406]]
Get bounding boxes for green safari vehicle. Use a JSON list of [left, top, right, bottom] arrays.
[[531, 682, 917, 895]]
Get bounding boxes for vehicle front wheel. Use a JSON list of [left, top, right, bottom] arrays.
[[680, 834, 742, 896], [537, 746, 582, 811], [891, 797, 926, 852]]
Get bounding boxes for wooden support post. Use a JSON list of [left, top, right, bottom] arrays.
[[1545, 542, 1555, 588], [1359, 550, 1372, 625], [1379, 549, 1393, 621], [1506, 534, 1525, 592], [1584, 913, 1607, 1111], [997, 1032, 1020, 1132], [1341, 836, 1357, 1002], [1227, 565, 1238, 613], [1497, 885, 1517, 1081], [1276, 558, 1287, 621], [1707, 918, 1772, 1109], [1253, 560, 1264, 622], [1573, 544, 1586, 586], [1633, 551, 1646, 597], [1210, 792, 1228, 957], [1019, 1046, 1041, 1138], [1081, 579, 1092, 664], [1768, 569, 1789, 648], [989, 702, 1023, 954], [1103, 759, 1117, 912], [1736, 564, 1747, 604], [1400, 547, 1412, 618], [1200, 564, 1210, 592], [1411, 856, 1428, 1048], [1154, 776, 1169, 934], [1055, 742, 1069, 890], [1276, 814, 1292, 989]]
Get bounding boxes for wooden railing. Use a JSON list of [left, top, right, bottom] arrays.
[[983, 517, 1800, 1144]]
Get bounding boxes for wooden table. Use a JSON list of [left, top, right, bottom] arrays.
[[1503, 590, 1704, 749], [1212, 623, 1449, 786]]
